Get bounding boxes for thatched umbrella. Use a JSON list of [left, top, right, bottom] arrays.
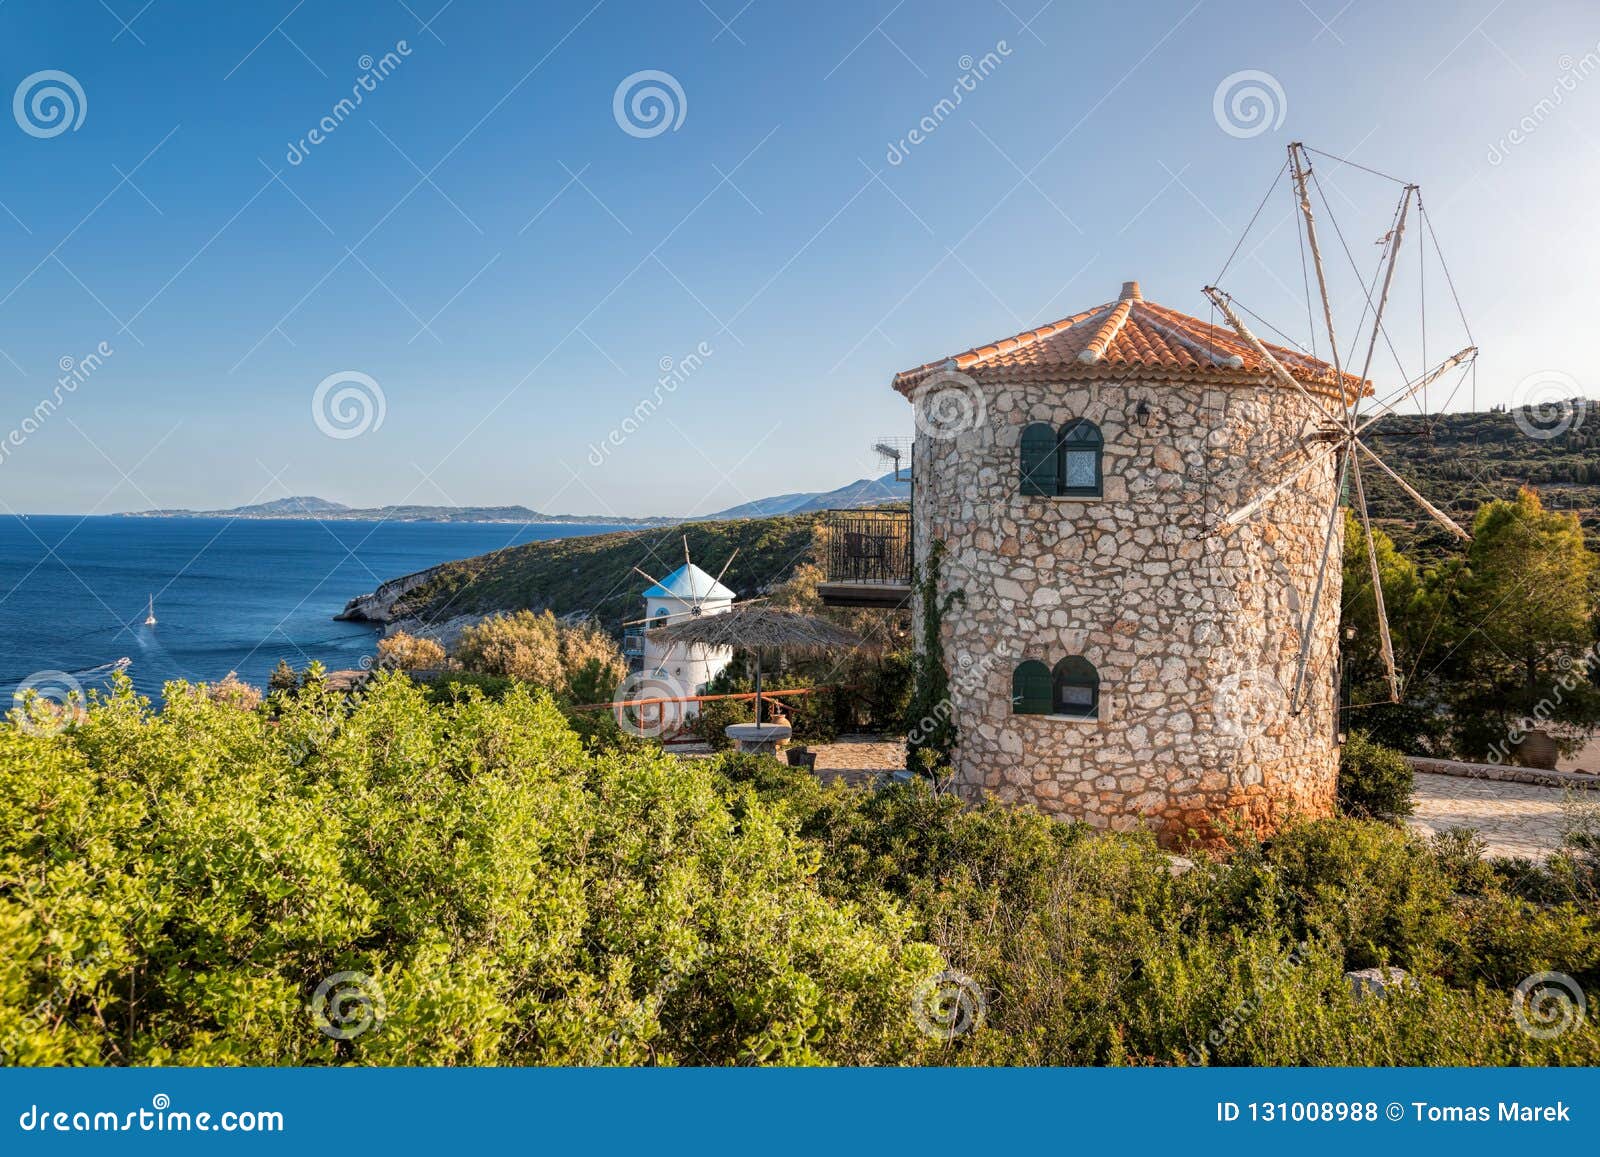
[[646, 605, 870, 724]]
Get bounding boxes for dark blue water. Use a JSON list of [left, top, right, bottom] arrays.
[[0, 517, 629, 701]]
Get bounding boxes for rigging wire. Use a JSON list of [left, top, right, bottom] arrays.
[[1418, 189, 1429, 419], [1214, 157, 1289, 285], [1417, 195, 1474, 344], [1307, 166, 1413, 386], [1301, 145, 1411, 187], [1231, 293, 1313, 353]]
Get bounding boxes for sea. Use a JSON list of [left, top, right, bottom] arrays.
[[0, 516, 630, 703]]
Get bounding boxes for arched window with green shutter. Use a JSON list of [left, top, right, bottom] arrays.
[[1052, 656, 1100, 718], [1011, 660, 1052, 715], [1019, 422, 1059, 496], [1058, 419, 1103, 497]]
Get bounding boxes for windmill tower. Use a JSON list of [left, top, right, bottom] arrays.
[[630, 541, 737, 715], [891, 145, 1472, 846]]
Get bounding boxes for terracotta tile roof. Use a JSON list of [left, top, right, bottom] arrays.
[[893, 281, 1366, 402]]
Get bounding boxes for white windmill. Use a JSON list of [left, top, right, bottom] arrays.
[[625, 537, 739, 710], [1204, 141, 1477, 713]]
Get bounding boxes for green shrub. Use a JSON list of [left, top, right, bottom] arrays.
[[423, 671, 515, 704], [690, 696, 751, 751], [1339, 730, 1415, 818], [0, 673, 938, 1066], [5, 675, 1599, 1068]]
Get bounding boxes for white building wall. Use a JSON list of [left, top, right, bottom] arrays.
[[640, 595, 734, 712]]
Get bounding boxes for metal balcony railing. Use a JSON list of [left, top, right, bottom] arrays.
[[821, 508, 912, 587]]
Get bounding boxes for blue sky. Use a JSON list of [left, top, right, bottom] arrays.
[[1, 0, 1596, 516]]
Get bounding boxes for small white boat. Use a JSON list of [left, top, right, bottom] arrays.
[[143, 595, 157, 626]]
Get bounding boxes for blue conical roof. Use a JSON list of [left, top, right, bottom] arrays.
[[642, 563, 735, 603]]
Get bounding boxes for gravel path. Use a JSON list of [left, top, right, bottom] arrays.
[[1408, 771, 1578, 861]]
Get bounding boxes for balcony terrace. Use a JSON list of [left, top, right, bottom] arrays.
[[816, 508, 912, 609]]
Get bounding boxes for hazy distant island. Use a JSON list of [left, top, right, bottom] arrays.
[[119, 473, 910, 526], [120, 496, 675, 526]]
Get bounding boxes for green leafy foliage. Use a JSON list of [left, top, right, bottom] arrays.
[[0, 674, 936, 1066], [1341, 488, 1600, 760], [4, 677, 1598, 1067], [1338, 730, 1415, 819]]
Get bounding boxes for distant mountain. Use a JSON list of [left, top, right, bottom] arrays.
[[122, 499, 671, 526], [129, 495, 351, 518], [121, 473, 909, 525], [697, 472, 909, 520]]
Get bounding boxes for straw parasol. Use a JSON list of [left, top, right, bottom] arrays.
[[646, 605, 871, 724]]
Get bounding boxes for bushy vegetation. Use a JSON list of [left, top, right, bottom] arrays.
[[375, 631, 448, 672], [1338, 730, 1415, 819], [452, 610, 625, 699], [4, 676, 1597, 1067], [1342, 489, 1600, 760], [0, 675, 934, 1066]]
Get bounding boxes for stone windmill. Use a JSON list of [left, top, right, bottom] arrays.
[[888, 146, 1473, 845]]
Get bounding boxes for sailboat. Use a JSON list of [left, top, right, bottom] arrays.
[[143, 595, 157, 627]]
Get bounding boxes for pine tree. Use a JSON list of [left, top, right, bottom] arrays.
[[268, 659, 298, 696]]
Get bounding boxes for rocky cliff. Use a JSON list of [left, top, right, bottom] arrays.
[[335, 565, 450, 624]]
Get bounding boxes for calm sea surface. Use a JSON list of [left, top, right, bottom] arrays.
[[0, 516, 629, 701]]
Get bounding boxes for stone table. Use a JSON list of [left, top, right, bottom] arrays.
[[725, 722, 792, 755]]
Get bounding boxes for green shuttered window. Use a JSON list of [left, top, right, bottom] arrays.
[[1011, 660, 1052, 715], [1020, 423, 1059, 496], [1018, 419, 1103, 498]]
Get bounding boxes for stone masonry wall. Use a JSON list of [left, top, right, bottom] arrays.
[[912, 371, 1343, 846]]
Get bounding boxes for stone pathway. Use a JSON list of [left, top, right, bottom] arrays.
[[1408, 771, 1578, 861], [806, 736, 906, 786]]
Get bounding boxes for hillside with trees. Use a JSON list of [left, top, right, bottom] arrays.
[[1365, 407, 1600, 553], [386, 512, 828, 634]]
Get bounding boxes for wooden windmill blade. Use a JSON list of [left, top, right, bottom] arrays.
[[1354, 346, 1477, 436], [1355, 439, 1472, 541], [711, 547, 739, 587], [1348, 450, 1401, 702], [1287, 446, 1352, 714], [1206, 142, 1477, 711], [1219, 441, 1339, 530]]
